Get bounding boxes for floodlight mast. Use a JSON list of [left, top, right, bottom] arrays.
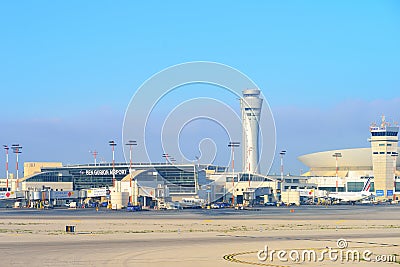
[[280, 150, 286, 192], [109, 141, 117, 187], [392, 152, 398, 201], [3, 145, 9, 190], [125, 140, 137, 204], [89, 150, 98, 166], [332, 152, 342, 193], [228, 141, 240, 206], [11, 144, 22, 190], [162, 153, 169, 164]]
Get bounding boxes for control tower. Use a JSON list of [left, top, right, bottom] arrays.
[[241, 89, 263, 174], [369, 115, 399, 200]]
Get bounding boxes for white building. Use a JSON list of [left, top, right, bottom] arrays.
[[241, 89, 263, 174], [369, 116, 399, 200], [298, 116, 399, 201]]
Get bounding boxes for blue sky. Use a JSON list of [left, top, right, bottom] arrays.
[[0, 1, 399, 176]]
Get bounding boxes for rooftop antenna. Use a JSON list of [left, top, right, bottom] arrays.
[[381, 115, 386, 127], [381, 115, 390, 127]]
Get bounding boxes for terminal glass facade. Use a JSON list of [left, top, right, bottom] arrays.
[[26, 163, 207, 193]]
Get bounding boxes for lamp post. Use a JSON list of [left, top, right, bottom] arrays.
[[247, 147, 253, 188], [11, 144, 22, 190], [194, 156, 200, 168], [392, 152, 398, 201], [162, 153, 169, 164], [125, 140, 137, 204], [109, 141, 117, 188], [332, 152, 342, 193], [228, 141, 240, 206], [3, 145, 9, 190], [89, 150, 98, 166], [280, 150, 286, 192]]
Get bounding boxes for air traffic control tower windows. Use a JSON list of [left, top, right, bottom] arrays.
[[371, 131, 398, 136]]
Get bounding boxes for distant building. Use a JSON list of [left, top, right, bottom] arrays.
[[369, 116, 399, 200], [19, 162, 214, 202], [13, 161, 313, 205], [299, 116, 399, 201]]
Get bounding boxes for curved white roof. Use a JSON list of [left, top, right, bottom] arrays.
[[298, 147, 400, 168]]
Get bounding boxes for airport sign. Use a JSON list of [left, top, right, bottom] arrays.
[[387, 190, 393, 196], [87, 188, 107, 197], [375, 190, 384, 197], [0, 191, 16, 199], [80, 169, 128, 176], [50, 191, 77, 199]]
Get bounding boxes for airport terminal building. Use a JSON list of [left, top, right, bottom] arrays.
[[0, 161, 314, 207], [0, 162, 217, 207], [1, 110, 398, 205], [18, 163, 299, 203], [299, 117, 399, 201], [20, 162, 212, 197]]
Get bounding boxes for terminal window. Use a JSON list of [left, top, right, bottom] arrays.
[[226, 177, 238, 182], [372, 132, 398, 136]]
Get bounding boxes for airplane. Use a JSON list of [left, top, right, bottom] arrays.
[[179, 197, 206, 209], [329, 177, 373, 202]]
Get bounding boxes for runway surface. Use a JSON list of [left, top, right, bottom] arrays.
[[1, 205, 399, 267], [1, 204, 400, 219]]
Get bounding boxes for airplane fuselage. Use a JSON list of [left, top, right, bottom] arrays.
[[329, 192, 371, 202]]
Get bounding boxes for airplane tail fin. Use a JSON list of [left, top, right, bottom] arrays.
[[361, 177, 372, 193]]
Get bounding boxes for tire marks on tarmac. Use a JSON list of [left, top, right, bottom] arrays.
[[222, 238, 399, 266]]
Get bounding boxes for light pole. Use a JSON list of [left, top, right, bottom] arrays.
[[125, 140, 137, 204], [162, 153, 169, 164], [247, 147, 253, 188], [11, 144, 22, 190], [332, 152, 342, 193], [392, 152, 398, 201], [109, 141, 117, 188], [228, 141, 240, 206], [280, 150, 286, 192], [89, 150, 98, 166], [194, 156, 200, 168], [3, 145, 9, 190]]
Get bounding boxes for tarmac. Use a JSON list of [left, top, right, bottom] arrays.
[[0, 205, 399, 267]]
